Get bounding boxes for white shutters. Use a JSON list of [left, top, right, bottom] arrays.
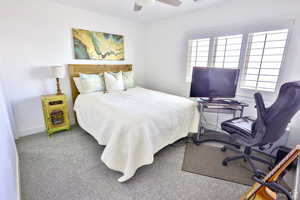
[[186, 38, 210, 81], [190, 38, 210, 67], [242, 29, 289, 91], [186, 28, 289, 92], [212, 34, 243, 68], [186, 34, 242, 81]]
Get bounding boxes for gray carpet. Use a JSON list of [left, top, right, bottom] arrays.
[[182, 143, 272, 186], [16, 127, 248, 200]]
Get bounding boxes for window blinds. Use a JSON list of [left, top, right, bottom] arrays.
[[212, 34, 243, 69], [186, 38, 210, 81], [242, 29, 289, 91]]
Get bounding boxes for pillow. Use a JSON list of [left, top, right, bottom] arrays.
[[123, 71, 135, 89], [73, 77, 83, 93], [104, 72, 124, 92], [79, 73, 105, 93]]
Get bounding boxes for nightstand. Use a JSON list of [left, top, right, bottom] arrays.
[[41, 94, 70, 135]]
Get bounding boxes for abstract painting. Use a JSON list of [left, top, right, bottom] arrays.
[[72, 28, 124, 60]]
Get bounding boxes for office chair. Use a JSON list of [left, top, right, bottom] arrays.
[[221, 81, 300, 177]]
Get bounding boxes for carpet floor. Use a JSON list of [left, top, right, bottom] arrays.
[[16, 127, 249, 200]]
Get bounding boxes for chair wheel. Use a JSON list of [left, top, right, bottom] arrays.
[[222, 161, 228, 166], [221, 147, 227, 152]]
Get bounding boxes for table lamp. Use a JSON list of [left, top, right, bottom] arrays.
[[52, 65, 65, 95]]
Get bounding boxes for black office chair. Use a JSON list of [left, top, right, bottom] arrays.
[[221, 81, 300, 176]]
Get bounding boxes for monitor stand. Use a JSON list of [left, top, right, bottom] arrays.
[[208, 97, 214, 103], [192, 98, 248, 148], [199, 97, 241, 105], [200, 97, 224, 104]]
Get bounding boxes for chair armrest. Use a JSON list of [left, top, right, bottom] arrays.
[[252, 93, 267, 143], [254, 92, 266, 122]]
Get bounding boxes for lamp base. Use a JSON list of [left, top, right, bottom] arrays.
[[56, 78, 63, 95]]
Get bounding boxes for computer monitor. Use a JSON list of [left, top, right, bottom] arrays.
[[190, 67, 240, 100]]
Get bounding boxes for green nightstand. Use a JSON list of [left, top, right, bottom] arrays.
[[41, 94, 70, 135]]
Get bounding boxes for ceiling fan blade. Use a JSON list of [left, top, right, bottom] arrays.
[[157, 0, 182, 7], [134, 3, 143, 11]]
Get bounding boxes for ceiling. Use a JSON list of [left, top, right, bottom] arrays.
[[46, 0, 226, 23]]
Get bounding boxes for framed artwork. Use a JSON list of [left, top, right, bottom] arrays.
[[72, 28, 124, 60]]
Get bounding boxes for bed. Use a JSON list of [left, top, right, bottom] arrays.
[[69, 64, 199, 182]]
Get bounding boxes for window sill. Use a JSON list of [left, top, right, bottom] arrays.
[[237, 87, 277, 104], [239, 86, 276, 94]]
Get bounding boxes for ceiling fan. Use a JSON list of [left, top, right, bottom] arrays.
[[134, 0, 183, 11]]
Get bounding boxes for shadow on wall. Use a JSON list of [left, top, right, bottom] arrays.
[[13, 65, 59, 136], [30, 66, 55, 94], [30, 65, 71, 95], [13, 96, 45, 136], [30, 65, 53, 79]]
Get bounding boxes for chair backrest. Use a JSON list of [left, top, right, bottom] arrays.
[[258, 81, 300, 144]]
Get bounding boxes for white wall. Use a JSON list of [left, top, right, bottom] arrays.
[[0, 81, 20, 200], [144, 0, 300, 146], [0, 0, 146, 137]]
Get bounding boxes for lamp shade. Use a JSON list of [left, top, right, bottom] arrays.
[[136, 0, 155, 6], [52, 65, 65, 78]]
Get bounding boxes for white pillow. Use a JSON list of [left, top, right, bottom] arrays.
[[79, 73, 105, 93], [123, 71, 135, 89], [73, 77, 83, 93], [104, 72, 125, 92]]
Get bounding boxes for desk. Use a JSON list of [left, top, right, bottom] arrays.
[[193, 99, 249, 146]]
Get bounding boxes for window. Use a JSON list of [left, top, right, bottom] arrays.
[[186, 28, 289, 92], [186, 34, 242, 81], [186, 38, 210, 81], [190, 38, 210, 67], [212, 34, 243, 68], [242, 29, 289, 91]]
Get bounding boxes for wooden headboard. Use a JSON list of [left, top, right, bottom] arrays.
[[68, 64, 132, 103]]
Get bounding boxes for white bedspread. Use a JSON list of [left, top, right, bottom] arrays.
[[74, 87, 198, 182]]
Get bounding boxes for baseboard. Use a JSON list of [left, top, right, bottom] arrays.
[[16, 150, 21, 200], [16, 118, 76, 138], [16, 126, 45, 138]]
